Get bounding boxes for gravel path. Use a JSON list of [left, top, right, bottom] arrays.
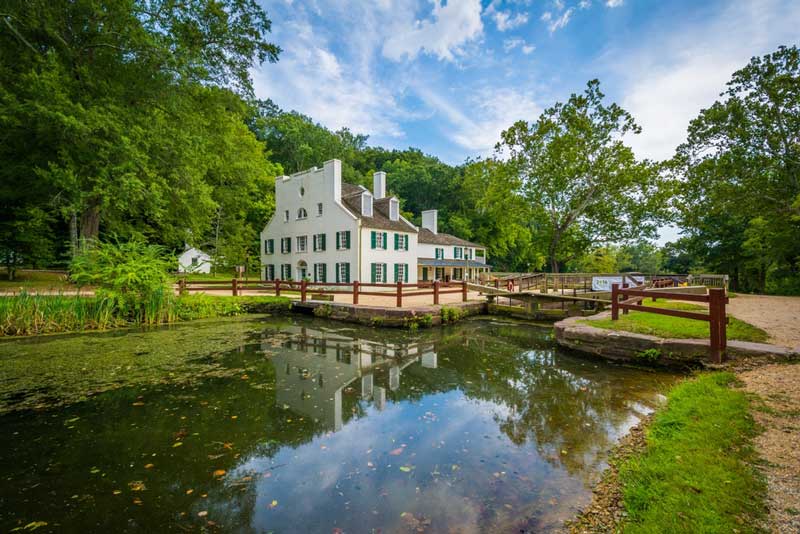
[[726, 294, 800, 349], [738, 363, 800, 533]]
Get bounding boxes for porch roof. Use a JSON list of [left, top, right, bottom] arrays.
[[418, 258, 492, 269]]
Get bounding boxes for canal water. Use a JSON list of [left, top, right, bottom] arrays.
[[0, 316, 676, 533]]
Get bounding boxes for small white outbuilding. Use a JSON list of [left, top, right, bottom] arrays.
[[177, 246, 212, 274]]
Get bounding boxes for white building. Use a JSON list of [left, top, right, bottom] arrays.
[[177, 246, 212, 274], [260, 159, 490, 285]]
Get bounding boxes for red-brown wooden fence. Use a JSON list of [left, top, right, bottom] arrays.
[[611, 283, 728, 363], [177, 278, 468, 308]]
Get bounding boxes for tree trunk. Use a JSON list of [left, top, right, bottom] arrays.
[[69, 212, 79, 258], [79, 200, 101, 242], [548, 236, 561, 274]]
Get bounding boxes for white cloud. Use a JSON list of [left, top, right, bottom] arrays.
[[541, 7, 574, 33], [608, 0, 800, 161], [493, 10, 529, 31], [253, 19, 406, 139], [503, 38, 535, 54], [382, 0, 484, 62], [414, 85, 541, 154], [606, 0, 624, 7], [579, 0, 592, 9]]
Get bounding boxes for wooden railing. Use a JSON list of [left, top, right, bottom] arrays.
[[178, 278, 468, 308], [611, 283, 729, 363]]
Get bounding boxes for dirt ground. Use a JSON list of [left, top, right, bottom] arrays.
[[738, 363, 800, 534], [726, 294, 800, 349]]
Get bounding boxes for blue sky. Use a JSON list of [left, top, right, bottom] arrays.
[[253, 0, 799, 241]]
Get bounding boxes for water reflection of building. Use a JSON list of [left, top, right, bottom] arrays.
[[262, 326, 437, 432]]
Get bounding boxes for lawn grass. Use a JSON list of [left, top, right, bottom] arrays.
[[0, 269, 74, 290], [619, 372, 766, 533], [585, 298, 768, 343]]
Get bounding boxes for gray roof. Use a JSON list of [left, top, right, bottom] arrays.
[[417, 228, 484, 248], [418, 258, 492, 269], [341, 184, 416, 233]]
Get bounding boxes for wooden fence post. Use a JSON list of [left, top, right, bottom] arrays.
[[178, 278, 187, 295], [232, 278, 238, 297], [275, 280, 281, 297], [301, 279, 307, 303], [611, 283, 619, 320], [433, 280, 440, 305], [708, 288, 726, 363], [396, 281, 403, 308], [462, 280, 467, 302], [353, 280, 359, 305], [621, 282, 629, 315]]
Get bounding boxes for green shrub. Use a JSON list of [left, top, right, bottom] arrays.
[[635, 348, 661, 363], [70, 238, 174, 324], [440, 306, 463, 323], [313, 304, 333, 318]]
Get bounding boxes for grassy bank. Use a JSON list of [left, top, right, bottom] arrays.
[[586, 299, 768, 342], [0, 293, 291, 336], [618, 372, 765, 533]]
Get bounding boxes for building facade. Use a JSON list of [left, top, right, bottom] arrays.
[[260, 159, 490, 285]]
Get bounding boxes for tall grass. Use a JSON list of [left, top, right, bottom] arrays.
[[0, 292, 289, 336]]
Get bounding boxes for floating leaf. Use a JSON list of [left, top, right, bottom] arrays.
[[399, 466, 412, 472], [144, 464, 154, 469], [198, 511, 208, 518], [172, 442, 183, 448], [389, 447, 404, 456], [128, 481, 146, 491], [186, 489, 194, 495], [212, 469, 226, 478], [268, 499, 278, 509], [132, 402, 145, 406]]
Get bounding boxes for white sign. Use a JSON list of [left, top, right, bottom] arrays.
[[592, 275, 645, 292]]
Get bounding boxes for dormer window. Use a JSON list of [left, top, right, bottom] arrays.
[[297, 208, 308, 220], [284, 210, 290, 222], [389, 198, 399, 221], [362, 192, 373, 217]]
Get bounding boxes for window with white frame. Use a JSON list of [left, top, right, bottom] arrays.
[[281, 264, 292, 280], [336, 262, 350, 283], [297, 207, 308, 220], [371, 231, 386, 250], [314, 263, 327, 283], [336, 230, 351, 250], [394, 233, 409, 251], [371, 262, 386, 283], [454, 247, 463, 259], [317, 202, 323, 216], [284, 210, 290, 222], [394, 263, 407, 282], [280, 237, 291, 254], [264, 239, 274, 255], [435, 247, 444, 260], [389, 198, 399, 221], [313, 233, 326, 252], [296, 235, 308, 252], [265, 265, 275, 280]]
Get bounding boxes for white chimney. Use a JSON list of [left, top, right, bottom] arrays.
[[373, 171, 386, 199], [324, 159, 342, 202], [422, 209, 438, 234]]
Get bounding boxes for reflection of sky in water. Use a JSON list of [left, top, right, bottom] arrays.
[[0, 317, 676, 533]]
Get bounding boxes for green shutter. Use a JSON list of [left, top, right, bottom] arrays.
[[335, 263, 340, 283], [394, 233, 399, 250], [371, 231, 376, 249], [394, 263, 399, 282], [345, 231, 351, 249], [321, 233, 326, 251], [287, 239, 291, 253], [382, 233, 387, 250], [404, 235, 408, 250], [371, 263, 376, 283], [383, 263, 387, 282], [344, 263, 350, 283], [405, 264, 409, 283], [336, 232, 340, 250]]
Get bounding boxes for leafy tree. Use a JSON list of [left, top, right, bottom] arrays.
[[497, 80, 667, 272], [0, 0, 280, 253], [674, 45, 800, 293]]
